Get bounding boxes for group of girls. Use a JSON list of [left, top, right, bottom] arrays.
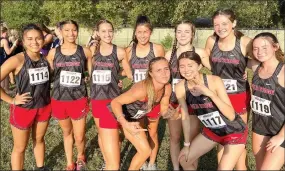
[[0, 8, 284, 171]]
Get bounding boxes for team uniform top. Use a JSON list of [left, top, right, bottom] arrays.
[[52, 45, 87, 101], [15, 52, 51, 109], [186, 74, 246, 136], [0, 37, 7, 66], [130, 42, 155, 83], [251, 62, 285, 136], [210, 37, 249, 94], [90, 45, 121, 100]]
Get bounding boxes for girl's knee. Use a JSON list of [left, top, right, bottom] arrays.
[[137, 145, 151, 159], [13, 145, 26, 154], [74, 134, 85, 143], [170, 134, 181, 144]]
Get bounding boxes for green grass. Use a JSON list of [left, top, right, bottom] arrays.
[[0, 69, 282, 170]]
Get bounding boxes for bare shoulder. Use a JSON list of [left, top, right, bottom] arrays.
[[278, 65, 285, 87], [117, 46, 126, 55], [165, 49, 172, 61], [153, 43, 165, 56], [241, 35, 252, 45], [195, 47, 207, 56]]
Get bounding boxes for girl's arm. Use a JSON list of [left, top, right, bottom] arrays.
[[118, 47, 133, 80]]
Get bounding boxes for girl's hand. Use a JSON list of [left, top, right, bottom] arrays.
[[266, 135, 284, 153], [13, 92, 32, 105], [123, 121, 147, 136], [162, 104, 181, 120], [178, 146, 190, 162]]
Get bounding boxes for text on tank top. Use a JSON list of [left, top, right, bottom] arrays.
[[185, 74, 246, 136], [15, 52, 51, 109], [91, 45, 121, 100], [130, 42, 155, 83], [52, 45, 87, 101], [210, 36, 249, 94], [251, 62, 285, 135]]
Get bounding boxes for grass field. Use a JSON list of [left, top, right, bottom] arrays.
[[0, 68, 282, 170]]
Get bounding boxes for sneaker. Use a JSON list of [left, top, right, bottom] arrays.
[[147, 163, 157, 170], [34, 166, 52, 171], [100, 161, 106, 171], [140, 162, 148, 170], [65, 163, 76, 171], [76, 158, 87, 171]]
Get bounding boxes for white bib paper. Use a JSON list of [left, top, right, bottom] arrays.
[[134, 69, 147, 83], [251, 95, 272, 116], [198, 111, 226, 129], [60, 70, 81, 87], [92, 70, 111, 85], [28, 67, 49, 85], [222, 79, 238, 93], [172, 78, 182, 92]]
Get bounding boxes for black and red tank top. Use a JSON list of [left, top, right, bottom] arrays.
[[51, 45, 87, 101], [90, 45, 121, 100], [185, 74, 246, 136], [15, 52, 51, 109], [251, 63, 285, 136], [130, 42, 155, 83], [210, 37, 249, 94]]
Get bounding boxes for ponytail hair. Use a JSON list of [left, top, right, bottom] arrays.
[[129, 15, 152, 46], [144, 57, 169, 112], [253, 32, 284, 63], [212, 9, 244, 39]]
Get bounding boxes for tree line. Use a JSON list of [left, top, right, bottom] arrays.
[[1, 0, 284, 29]]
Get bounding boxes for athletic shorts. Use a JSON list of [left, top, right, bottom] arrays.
[[202, 127, 248, 145], [228, 91, 251, 115], [9, 104, 51, 130], [51, 97, 89, 120], [91, 99, 120, 129], [253, 130, 285, 148]]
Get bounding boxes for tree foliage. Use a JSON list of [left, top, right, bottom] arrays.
[[0, 0, 283, 29]]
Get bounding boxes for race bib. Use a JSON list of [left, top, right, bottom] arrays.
[[251, 95, 272, 116], [92, 70, 111, 85], [222, 79, 237, 93], [172, 78, 182, 92], [198, 111, 226, 129], [134, 69, 147, 83], [131, 110, 147, 119], [60, 70, 81, 87], [28, 67, 49, 85]]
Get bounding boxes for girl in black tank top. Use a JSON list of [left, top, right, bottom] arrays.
[[0, 24, 51, 170], [175, 51, 247, 170], [123, 15, 165, 170], [46, 20, 92, 170], [89, 19, 133, 171], [165, 20, 206, 170], [111, 57, 172, 170], [250, 32, 285, 170]]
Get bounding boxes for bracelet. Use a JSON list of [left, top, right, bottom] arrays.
[[184, 142, 191, 147], [116, 114, 125, 122]]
